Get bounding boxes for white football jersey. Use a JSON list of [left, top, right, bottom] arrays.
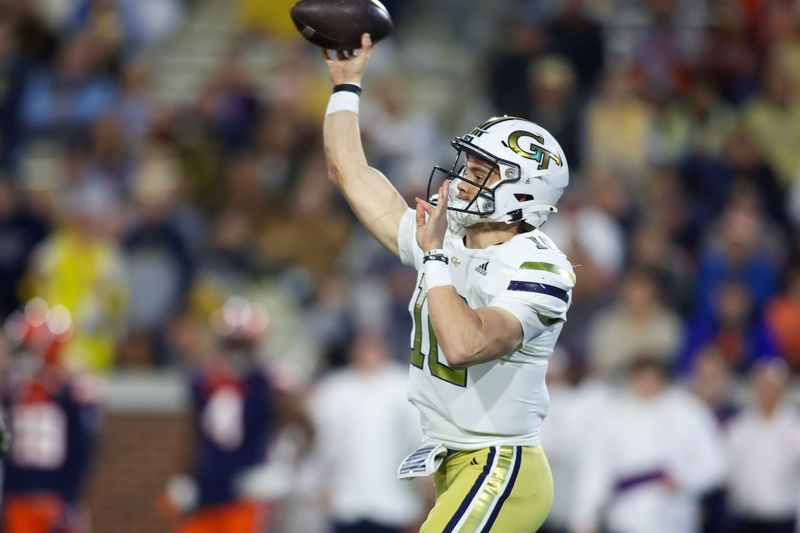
[[397, 209, 575, 450]]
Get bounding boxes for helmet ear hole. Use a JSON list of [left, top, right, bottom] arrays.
[[514, 193, 534, 202]]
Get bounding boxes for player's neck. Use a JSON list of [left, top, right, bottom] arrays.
[[464, 222, 524, 249]]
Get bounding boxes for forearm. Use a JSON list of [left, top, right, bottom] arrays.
[[323, 109, 368, 178], [318, 34, 408, 255], [427, 286, 522, 368], [427, 286, 488, 369], [323, 104, 407, 254]]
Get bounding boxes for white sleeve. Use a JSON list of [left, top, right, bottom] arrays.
[[488, 254, 575, 345], [397, 208, 422, 269], [670, 395, 726, 494], [489, 297, 551, 346], [570, 414, 614, 532]]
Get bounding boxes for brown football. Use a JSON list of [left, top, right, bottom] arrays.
[[290, 0, 393, 50]]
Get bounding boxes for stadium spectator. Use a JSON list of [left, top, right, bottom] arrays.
[[742, 59, 800, 189], [679, 128, 790, 239], [688, 348, 741, 428], [360, 77, 442, 198], [487, 20, 546, 120], [259, 151, 354, 278], [544, 0, 605, 100], [583, 66, 653, 178], [627, 219, 694, 313], [526, 56, 582, 171], [122, 0, 185, 52], [681, 77, 737, 157], [545, 186, 626, 283], [0, 15, 30, 172], [122, 152, 196, 366], [570, 356, 726, 533], [28, 181, 128, 373], [687, 348, 739, 533], [8, 0, 59, 65], [114, 60, 158, 144], [20, 32, 117, 139], [587, 267, 682, 380], [726, 359, 800, 533], [198, 57, 261, 154], [76, 112, 134, 195], [539, 350, 607, 533], [301, 276, 356, 370], [645, 93, 693, 167], [585, 170, 639, 243], [546, 187, 621, 361], [249, 105, 315, 205], [766, 265, 800, 371], [681, 279, 781, 376], [693, 194, 782, 317], [306, 333, 425, 533], [629, 0, 697, 97], [0, 179, 49, 319], [768, 4, 800, 99], [698, 0, 760, 104], [237, 0, 304, 41]]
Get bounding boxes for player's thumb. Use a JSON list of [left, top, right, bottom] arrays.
[[415, 199, 427, 227]]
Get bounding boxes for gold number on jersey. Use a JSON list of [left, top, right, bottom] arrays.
[[410, 275, 467, 387], [410, 283, 425, 370], [526, 236, 550, 250]]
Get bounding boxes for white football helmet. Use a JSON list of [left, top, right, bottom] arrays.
[[428, 116, 569, 231]]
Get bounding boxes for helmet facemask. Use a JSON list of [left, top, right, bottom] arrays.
[[427, 138, 522, 232]]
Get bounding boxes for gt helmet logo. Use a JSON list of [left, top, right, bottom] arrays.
[[503, 131, 563, 171]]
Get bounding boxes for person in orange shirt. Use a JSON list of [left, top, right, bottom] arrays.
[[767, 265, 800, 370]]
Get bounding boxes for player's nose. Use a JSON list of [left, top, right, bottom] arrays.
[[457, 180, 473, 198]]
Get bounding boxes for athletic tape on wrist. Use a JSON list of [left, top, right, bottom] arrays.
[[326, 86, 361, 115], [424, 259, 453, 290]]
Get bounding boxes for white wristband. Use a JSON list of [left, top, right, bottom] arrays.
[[325, 91, 360, 115], [424, 260, 453, 291]]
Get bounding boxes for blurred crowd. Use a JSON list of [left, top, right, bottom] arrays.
[[1, 0, 800, 532]]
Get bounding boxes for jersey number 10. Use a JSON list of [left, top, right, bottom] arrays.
[[410, 275, 467, 387]]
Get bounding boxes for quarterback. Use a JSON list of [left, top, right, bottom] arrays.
[[322, 34, 575, 532]]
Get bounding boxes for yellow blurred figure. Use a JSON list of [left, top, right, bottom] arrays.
[[238, 0, 302, 41], [28, 185, 127, 374]]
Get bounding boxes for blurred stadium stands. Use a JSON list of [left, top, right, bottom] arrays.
[[1, 0, 800, 532]]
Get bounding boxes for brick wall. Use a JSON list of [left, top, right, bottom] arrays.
[[86, 413, 191, 533], [83, 374, 190, 533]]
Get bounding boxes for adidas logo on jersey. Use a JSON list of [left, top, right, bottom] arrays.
[[475, 262, 489, 276]]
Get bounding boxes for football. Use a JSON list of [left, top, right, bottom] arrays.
[[290, 0, 393, 51]]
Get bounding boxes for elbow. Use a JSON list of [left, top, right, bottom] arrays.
[[326, 161, 343, 188], [442, 346, 474, 370], [323, 139, 341, 184]]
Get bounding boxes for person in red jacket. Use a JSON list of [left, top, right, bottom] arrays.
[[2, 298, 102, 533]]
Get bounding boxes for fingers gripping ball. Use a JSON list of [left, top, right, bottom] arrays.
[[290, 0, 393, 50]]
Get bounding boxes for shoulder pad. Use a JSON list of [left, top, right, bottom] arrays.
[[493, 232, 575, 291]]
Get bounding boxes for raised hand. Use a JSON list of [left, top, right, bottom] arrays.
[[415, 180, 450, 252], [322, 33, 374, 86]]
